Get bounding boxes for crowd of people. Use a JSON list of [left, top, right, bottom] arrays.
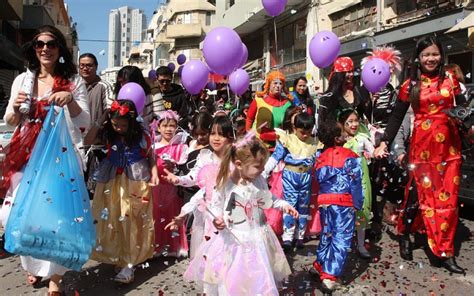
[[0, 25, 471, 295]]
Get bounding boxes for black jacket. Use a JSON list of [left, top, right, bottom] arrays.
[[163, 83, 190, 129]]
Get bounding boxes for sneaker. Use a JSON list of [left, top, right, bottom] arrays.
[[282, 241, 293, 253], [296, 239, 304, 249], [322, 278, 336, 291], [114, 267, 134, 284], [357, 246, 372, 259]]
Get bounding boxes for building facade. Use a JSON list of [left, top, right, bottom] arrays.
[[108, 6, 147, 68], [215, 0, 473, 91]]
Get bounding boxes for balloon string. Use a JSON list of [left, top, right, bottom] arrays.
[[273, 18, 279, 68]]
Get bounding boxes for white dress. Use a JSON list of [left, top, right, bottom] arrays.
[[184, 175, 292, 296], [1, 71, 90, 278]]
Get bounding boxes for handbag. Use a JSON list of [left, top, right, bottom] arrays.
[[5, 107, 95, 271]]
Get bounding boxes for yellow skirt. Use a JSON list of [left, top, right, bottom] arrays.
[[91, 174, 154, 267]]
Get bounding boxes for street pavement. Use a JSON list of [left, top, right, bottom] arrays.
[[0, 216, 473, 296]]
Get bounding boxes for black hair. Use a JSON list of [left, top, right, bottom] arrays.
[[23, 25, 77, 80], [211, 115, 234, 140], [282, 105, 298, 132], [337, 108, 358, 125], [114, 65, 151, 96], [409, 35, 446, 109], [102, 100, 143, 146], [79, 53, 98, 66], [294, 112, 314, 130], [191, 111, 213, 135], [325, 72, 346, 100], [318, 120, 342, 147], [217, 89, 229, 102], [293, 76, 308, 88], [156, 66, 173, 77]]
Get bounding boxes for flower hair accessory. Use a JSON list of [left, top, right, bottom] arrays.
[[157, 110, 179, 123], [111, 100, 130, 116], [233, 122, 267, 149]]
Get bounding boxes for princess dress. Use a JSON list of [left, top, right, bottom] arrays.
[[90, 135, 155, 267], [153, 132, 189, 257], [184, 175, 292, 296]]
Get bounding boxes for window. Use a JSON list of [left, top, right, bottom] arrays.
[[206, 12, 211, 26], [122, 23, 125, 28], [183, 13, 191, 24]]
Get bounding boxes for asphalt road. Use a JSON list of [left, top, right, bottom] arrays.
[[0, 216, 473, 295]]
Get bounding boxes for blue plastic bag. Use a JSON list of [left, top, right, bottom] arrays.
[[5, 107, 95, 271]]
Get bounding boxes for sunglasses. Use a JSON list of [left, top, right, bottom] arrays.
[[158, 79, 171, 84], [33, 40, 59, 50]]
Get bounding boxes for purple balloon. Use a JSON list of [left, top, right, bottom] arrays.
[[177, 54, 187, 65], [148, 69, 157, 80], [361, 58, 391, 93], [309, 31, 341, 68], [229, 69, 250, 96], [236, 43, 248, 69], [177, 65, 184, 76], [117, 82, 146, 113], [181, 59, 210, 95], [206, 81, 217, 91], [168, 62, 176, 72], [203, 27, 242, 75], [262, 0, 288, 17]]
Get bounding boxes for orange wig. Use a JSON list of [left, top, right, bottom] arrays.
[[256, 70, 292, 100]]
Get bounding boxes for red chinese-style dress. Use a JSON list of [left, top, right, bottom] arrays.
[[397, 72, 462, 258]]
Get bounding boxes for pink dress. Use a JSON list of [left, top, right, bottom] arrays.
[[153, 141, 189, 257]]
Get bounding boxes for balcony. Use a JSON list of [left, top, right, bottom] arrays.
[[166, 23, 203, 39], [20, 5, 54, 30], [0, 0, 23, 21], [217, 0, 307, 35]]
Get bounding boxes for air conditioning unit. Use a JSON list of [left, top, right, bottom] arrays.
[[158, 59, 167, 65]]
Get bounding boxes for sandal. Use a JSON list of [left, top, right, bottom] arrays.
[[26, 273, 42, 288], [114, 267, 134, 284]]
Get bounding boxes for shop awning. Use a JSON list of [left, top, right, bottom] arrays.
[[446, 11, 474, 33]]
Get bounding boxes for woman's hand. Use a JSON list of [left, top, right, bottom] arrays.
[[164, 215, 185, 231], [213, 216, 226, 230], [161, 168, 179, 185], [48, 91, 73, 107], [374, 142, 389, 159], [284, 205, 299, 219], [12, 91, 29, 114]]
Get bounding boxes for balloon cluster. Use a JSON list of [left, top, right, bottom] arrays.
[[181, 27, 250, 95]]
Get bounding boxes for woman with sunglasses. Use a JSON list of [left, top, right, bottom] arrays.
[[0, 25, 90, 295]]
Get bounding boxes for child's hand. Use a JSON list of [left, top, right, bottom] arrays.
[[284, 205, 299, 219], [148, 165, 160, 186], [213, 216, 226, 230], [164, 215, 185, 231], [161, 168, 179, 185]]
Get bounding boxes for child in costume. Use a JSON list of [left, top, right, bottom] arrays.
[[90, 100, 158, 284], [184, 136, 298, 295], [152, 110, 189, 258], [176, 111, 213, 204], [339, 109, 374, 258], [163, 116, 234, 258], [263, 112, 319, 251], [313, 120, 363, 292]]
